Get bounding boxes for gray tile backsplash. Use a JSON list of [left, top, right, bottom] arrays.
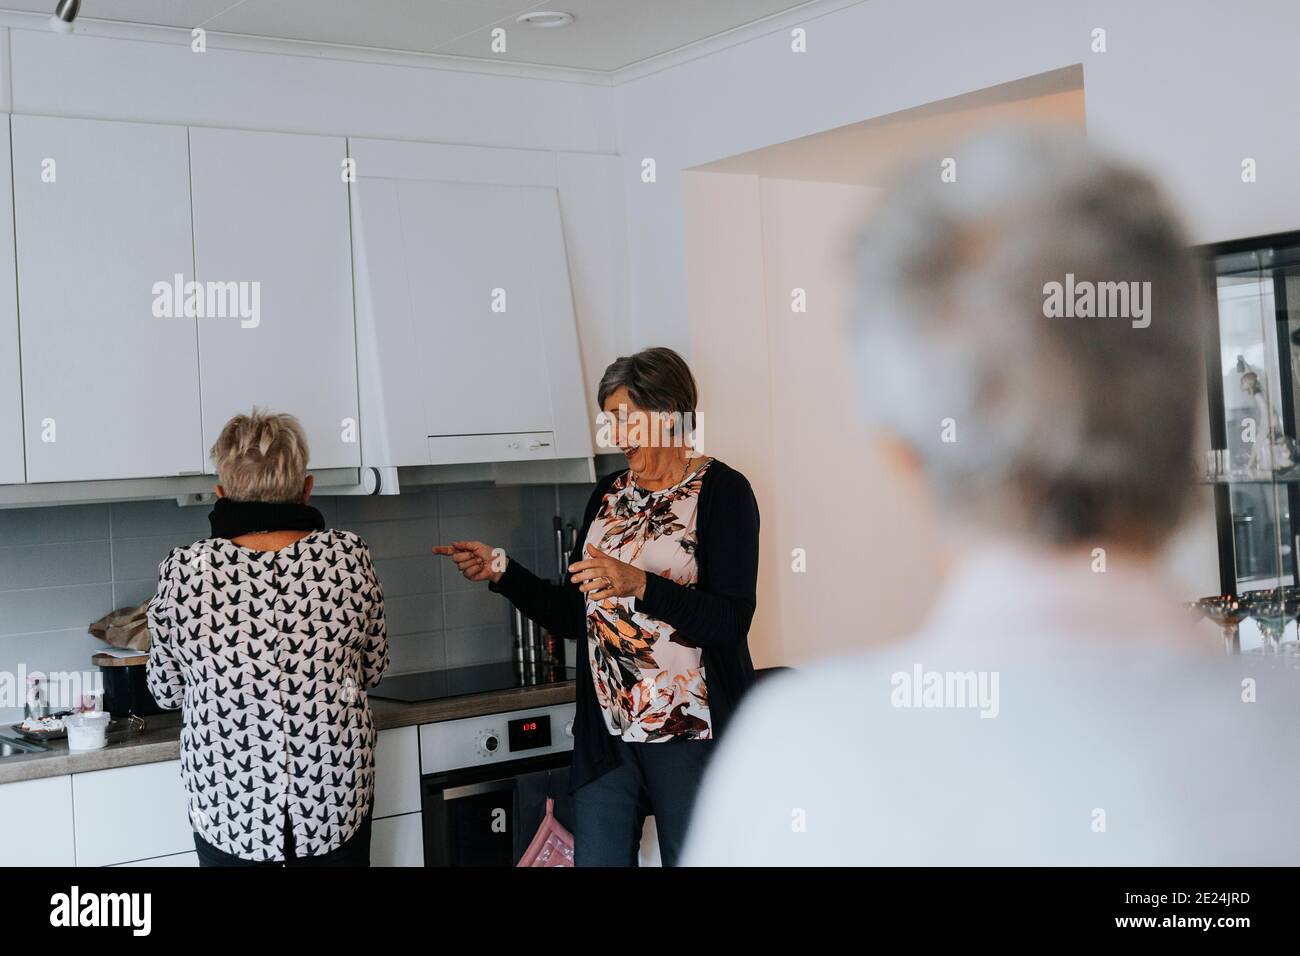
[[0, 481, 594, 724]]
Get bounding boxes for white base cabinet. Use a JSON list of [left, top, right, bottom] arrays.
[[0, 775, 75, 866], [72, 759, 194, 867], [1, 728, 425, 867], [372, 726, 424, 866], [374, 725, 421, 818], [371, 812, 424, 867]]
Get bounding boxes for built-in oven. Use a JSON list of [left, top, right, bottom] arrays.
[[419, 702, 577, 867]]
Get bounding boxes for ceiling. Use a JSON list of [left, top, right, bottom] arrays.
[[4, 0, 824, 72]]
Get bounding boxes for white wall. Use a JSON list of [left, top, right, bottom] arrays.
[[684, 173, 943, 666], [757, 177, 944, 663], [685, 169, 1221, 666], [681, 171, 782, 661], [628, 0, 1245, 661], [615, 0, 1300, 351]]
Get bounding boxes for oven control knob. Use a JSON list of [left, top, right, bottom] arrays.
[[564, 720, 574, 739], [477, 730, 501, 757]]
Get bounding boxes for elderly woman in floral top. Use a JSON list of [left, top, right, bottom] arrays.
[[435, 347, 760, 866]]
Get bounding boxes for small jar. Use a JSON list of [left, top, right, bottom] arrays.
[[66, 711, 111, 751]]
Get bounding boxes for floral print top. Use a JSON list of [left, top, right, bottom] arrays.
[[584, 459, 713, 742]]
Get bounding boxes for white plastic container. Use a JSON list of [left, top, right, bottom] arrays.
[[66, 711, 111, 751]]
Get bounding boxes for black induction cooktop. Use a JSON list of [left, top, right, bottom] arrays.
[[368, 662, 575, 703]]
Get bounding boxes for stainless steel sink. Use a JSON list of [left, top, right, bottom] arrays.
[[0, 735, 47, 758]]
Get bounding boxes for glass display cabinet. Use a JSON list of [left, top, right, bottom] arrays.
[[1200, 231, 1300, 654]]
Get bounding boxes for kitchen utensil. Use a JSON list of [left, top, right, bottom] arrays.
[[554, 516, 567, 584]]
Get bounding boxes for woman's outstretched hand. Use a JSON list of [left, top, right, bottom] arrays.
[[432, 540, 506, 585], [569, 543, 647, 602]]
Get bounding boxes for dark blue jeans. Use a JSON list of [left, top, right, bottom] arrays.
[[573, 737, 713, 867]]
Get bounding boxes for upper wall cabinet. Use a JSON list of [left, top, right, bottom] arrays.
[[189, 128, 359, 470], [11, 115, 203, 483], [349, 138, 592, 468], [0, 120, 24, 485]]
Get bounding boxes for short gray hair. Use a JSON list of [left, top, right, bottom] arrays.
[[852, 129, 1204, 546], [210, 409, 310, 503], [597, 347, 698, 416]]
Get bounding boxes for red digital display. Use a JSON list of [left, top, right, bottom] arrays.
[[508, 714, 552, 751]]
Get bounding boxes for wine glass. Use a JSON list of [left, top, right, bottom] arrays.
[[1190, 594, 1251, 655], [1276, 586, 1300, 657], [1240, 589, 1300, 654]]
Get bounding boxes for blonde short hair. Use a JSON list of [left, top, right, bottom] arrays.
[[210, 410, 310, 503]]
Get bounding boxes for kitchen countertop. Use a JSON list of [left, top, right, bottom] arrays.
[[0, 678, 576, 786]]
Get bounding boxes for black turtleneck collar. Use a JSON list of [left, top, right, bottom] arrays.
[[208, 497, 326, 540]]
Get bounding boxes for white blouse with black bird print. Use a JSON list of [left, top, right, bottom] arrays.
[[146, 529, 389, 862]]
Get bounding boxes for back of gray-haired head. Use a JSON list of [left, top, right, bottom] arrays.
[[852, 128, 1204, 547]]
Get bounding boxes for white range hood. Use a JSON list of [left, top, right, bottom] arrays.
[[348, 136, 594, 486]]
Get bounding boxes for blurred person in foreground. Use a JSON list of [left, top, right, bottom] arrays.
[[683, 129, 1300, 865]]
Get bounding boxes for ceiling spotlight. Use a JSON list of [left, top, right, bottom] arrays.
[[516, 11, 574, 29], [49, 0, 80, 34]]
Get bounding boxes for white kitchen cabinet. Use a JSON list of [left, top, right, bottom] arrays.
[[372, 727, 424, 866], [371, 811, 424, 866], [72, 759, 194, 867], [350, 137, 592, 468], [0, 120, 23, 485], [11, 115, 203, 483], [373, 725, 421, 819], [0, 775, 76, 865], [402, 180, 564, 440], [189, 127, 359, 471]]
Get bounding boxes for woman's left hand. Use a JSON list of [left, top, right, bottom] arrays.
[[570, 544, 647, 602]]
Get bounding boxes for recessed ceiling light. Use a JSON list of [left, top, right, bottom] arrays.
[[516, 11, 574, 29]]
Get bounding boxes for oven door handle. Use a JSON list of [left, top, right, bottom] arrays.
[[439, 779, 518, 801]]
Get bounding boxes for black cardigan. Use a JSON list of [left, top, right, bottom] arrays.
[[489, 458, 760, 791]]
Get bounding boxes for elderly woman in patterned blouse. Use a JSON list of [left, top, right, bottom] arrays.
[[147, 410, 388, 867], [435, 347, 761, 866]]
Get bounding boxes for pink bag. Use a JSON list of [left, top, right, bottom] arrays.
[[516, 798, 575, 867]]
